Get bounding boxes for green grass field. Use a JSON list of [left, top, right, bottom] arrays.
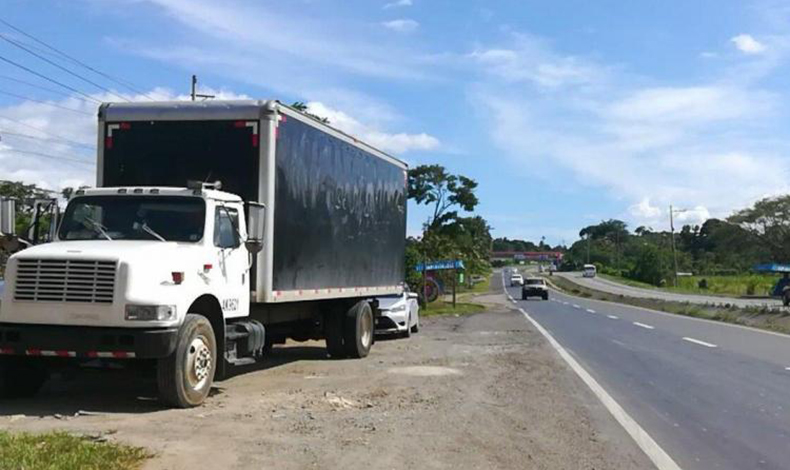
[[0, 431, 150, 470], [421, 300, 486, 316], [600, 273, 781, 297]]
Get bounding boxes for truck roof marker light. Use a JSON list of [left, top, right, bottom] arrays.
[[203, 264, 212, 273], [150, 188, 159, 194], [172, 272, 184, 285], [133, 188, 143, 194]]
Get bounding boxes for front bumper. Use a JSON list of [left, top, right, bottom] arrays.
[[375, 311, 408, 334], [0, 323, 179, 359]]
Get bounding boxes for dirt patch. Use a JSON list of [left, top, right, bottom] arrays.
[[0, 307, 654, 470]]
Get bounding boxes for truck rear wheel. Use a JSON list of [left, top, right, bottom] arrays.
[[343, 301, 373, 358], [157, 314, 217, 408], [0, 357, 48, 399]]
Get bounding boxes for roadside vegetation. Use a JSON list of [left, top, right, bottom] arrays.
[[0, 431, 150, 470], [555, 195, 790, 296], [405, 165, 493, 309], [421, 300, 487, 316], [549, 275, 790, 335]]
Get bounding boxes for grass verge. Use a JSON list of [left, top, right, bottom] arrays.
[[0, 431, 151, 470], [422, 300, 486, 317], [598, 272, 780, 298], [549, 275, 790, 335]]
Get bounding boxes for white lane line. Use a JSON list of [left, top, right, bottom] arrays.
[[573, 304, 581, 309], [586, 309, 596, 314], [633, 322, 655, 330], [511, 299, 518, 304], [607, 315, 619, 320], [682, 337, 717, 348], [786, 367, 790, 371], [507, 295, 514, 301], [562, 301, 570, 305], [517, 307, 681, 470]]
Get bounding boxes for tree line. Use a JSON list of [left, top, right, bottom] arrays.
[[563, 195, 790, 286]]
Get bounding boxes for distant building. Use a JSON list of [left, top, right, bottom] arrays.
[[491, 251, 564, 263]]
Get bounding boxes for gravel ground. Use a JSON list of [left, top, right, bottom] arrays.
[[0, 288, 654, 469]]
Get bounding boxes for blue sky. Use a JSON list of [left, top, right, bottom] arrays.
[[1, 0, 790, 245]]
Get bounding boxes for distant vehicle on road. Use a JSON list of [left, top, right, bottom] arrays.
[[510, 273, 524, 286], [375, 292, 420, 337], [582, 264, 597, 278], [522, 278, 549, 300]]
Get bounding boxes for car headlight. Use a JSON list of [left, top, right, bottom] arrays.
[[389, 304, 407, 313], [125, 305, 177, 321]]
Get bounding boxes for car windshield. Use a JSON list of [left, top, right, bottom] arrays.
[[526, 279, 543, 285], [58, 195, 206, 242]]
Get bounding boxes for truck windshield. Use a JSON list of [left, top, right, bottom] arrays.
[[58, 196, 205, 242]]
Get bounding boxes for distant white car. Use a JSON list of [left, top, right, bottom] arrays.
[[583, 264, 597, 278], [375, 291, 420, 337], [510, 273, 524, 286]]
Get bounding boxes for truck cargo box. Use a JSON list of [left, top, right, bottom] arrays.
[[98, 100, 407, 303]]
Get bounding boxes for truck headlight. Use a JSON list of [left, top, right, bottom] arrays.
[[125, 305, 177, 321]]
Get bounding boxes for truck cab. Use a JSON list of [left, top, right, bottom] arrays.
[[0, 184, 265, 406]]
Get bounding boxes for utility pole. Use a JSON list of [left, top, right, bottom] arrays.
[[586, 234, 591, 264], [190, 75, 215, 101], [669, 204, 681, 288]]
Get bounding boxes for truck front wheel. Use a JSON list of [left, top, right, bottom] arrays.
[[343, 301, 374, 358], [0, 357, 48, 399], [157, 314, 217, 408]]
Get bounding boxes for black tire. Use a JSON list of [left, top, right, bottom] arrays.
[[157, 314, 217, 408], [411, 315, 420, 334], [403, 312, 412, 339], [0, 357, 48, 399], [784, 292, 790, 307], [521, 293, 527, 300], [343, 301, 374, 358], [543, 292, 549, 301], [325, 311, 346, 359]]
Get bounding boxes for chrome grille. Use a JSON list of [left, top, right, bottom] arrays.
[[14, 259, 117, 303]]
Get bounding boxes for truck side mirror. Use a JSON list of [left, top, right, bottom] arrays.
[[245, 202, 266, 255], [0, 198, 16, 236]]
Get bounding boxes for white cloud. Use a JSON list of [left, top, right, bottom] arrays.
[[384, 0, 412, 9], [470, 32, 790, 230], [731, 34, 766, 54], [382, 19, 419, 33], [629, 198, 662, 220], [306, 101, 439, 154], [468, 35, 607, 88]]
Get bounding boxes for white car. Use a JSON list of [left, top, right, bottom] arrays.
[[510, 273, 524, 286], [375, 291, 420, 337]]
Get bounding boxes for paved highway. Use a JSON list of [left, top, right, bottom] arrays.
[[504, 271, 790, 470], [555, 271, 783, 309]]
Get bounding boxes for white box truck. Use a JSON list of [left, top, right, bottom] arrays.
[[0, 100, 407, 407]]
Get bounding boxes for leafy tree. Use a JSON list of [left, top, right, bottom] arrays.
[[0, 180, 56, 236], [290, 101, 330, 124], [729, 195, 790, 262], [408, 164, 478, 228], [630, 244, 672, 286]]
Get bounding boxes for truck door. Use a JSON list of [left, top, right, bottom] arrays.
[[213, 205, 249, 319]]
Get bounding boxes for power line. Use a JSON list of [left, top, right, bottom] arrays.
[[0, 53, 102, 103], [0, 33, 130, 102], [0, 18, 155, 101], [0, 89, 93, 116], [0, 74, 98, 104], [0, 129, 95, 152], [2, 148, 94, 167], [0, 114, 95, 149]]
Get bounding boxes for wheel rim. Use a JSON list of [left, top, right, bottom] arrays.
[[186, 335, 212, 391], [360, 309, 373, 348]]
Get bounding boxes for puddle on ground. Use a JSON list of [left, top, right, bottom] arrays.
[[387, 366, 462, 377]]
